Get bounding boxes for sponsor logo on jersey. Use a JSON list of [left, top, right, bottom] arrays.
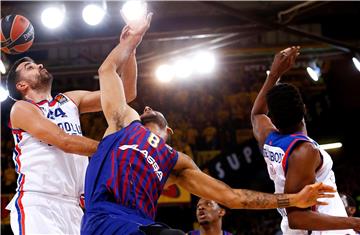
[[119, 144, 163, 181], [55, 94, 69, 105]]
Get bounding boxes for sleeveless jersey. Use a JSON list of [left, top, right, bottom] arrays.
[[9, 94, 88, 200], [263, 131, 354, 235], [84, 120, 179, 220], [188, 230, 232, 235]]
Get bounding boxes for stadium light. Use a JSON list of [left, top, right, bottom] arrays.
[[192, 51, 216, 74], [352, 57, 360, 72], [82, 4, 105, 26], [121, 1, 147, 23], [41, 6, 65, 29], [0, 85, 9, 102], [155, 64, 174, 83], [173, 58, 193, 79], [319, 142, 342, 150], [306, 61, 321, 82], [0, 60, 6, 74]]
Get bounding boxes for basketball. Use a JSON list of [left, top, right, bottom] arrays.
[[1, 14, 34, 54]]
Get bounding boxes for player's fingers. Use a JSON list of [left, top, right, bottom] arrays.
[[146, 12, 153, 26], [146, 12, 153, 29], [316, 200, 329, 206], [318, 183, 336, 192], [318, 193, 335, 198]]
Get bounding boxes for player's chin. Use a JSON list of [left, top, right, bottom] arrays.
[[140, 112, 157, 122], [198, 220, 210, 226]]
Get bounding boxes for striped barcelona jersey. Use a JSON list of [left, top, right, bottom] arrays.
[[84, 120, 179, 220], [188, 230, 232, 235], [263, 131, 354, 235], [7, 94, 88, 207]]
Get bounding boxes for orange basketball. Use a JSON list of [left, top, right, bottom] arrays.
[[1, 15, 35, 54]]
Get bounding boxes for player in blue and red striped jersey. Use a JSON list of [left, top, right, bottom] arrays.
[[81, 12, 336, 235]]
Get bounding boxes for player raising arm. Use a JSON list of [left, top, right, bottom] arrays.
[[82, 13, 336, 235], [251, 46, 360, 234]]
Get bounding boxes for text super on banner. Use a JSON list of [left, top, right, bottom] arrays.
[[202, 138, 273, 192]]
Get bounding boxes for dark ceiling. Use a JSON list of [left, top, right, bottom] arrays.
[[1, 1, 359, 48], [1, 1, 359, 84]]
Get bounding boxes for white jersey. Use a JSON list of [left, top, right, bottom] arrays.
[[7, 94, 88, 204], [263, 131, 355, 235]]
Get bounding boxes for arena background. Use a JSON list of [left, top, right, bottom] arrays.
[[1, 1, 360, 234]]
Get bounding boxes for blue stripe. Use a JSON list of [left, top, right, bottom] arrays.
[[15, 191, 23, 235], [15, 133, 20, 143]]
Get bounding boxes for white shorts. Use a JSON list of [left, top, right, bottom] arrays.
[[7, 191, 83, 235], [281, 216, 356, 235]]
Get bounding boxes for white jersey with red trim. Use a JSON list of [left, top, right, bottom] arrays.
[[8, 93, 88, 200], [263, 131, 355, 235]]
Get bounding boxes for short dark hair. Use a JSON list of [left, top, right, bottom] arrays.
[[7, 57, 34, 101], [266, 83, 305, 131]]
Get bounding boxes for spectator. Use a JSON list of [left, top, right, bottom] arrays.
[[187, 198, 233, 235]]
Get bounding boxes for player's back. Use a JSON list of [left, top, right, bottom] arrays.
[[263, 131, 354, 234], [84, 120, 178, 220]]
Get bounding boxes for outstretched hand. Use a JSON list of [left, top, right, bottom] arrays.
[[120, 11, 153, 42], [294, 182, 336, 208], [269, 46, 300, 80]]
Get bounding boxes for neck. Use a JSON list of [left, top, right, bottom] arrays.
[[24, 89, 52, 103], [280, 119, 307, 135], [200, 221, 222, 235]]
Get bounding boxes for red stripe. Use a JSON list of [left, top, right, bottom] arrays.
[[18, 189, 26, 234], [17, 136, 25, 235], [106, 150, 115, 189], [281, 139, 299, 173], [12, 129, 24, 135], [15, 145, 22, 171], [119, 149, 132, 204]]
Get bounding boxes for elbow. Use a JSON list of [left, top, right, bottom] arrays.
[[127, 91, 137, 103], [98, 64, 115, 75]]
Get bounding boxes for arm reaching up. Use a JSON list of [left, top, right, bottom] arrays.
[[98, 13, 152, 137], [251, 46, 300, 148]]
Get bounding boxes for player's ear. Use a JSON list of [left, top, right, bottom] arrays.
[[219, 208, 225, 217], [16, 80, 28, 93]]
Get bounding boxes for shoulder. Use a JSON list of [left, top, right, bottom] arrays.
[[290, 141, 320, 165], [252, 114, 277, 148], [11, 100, 40, 115], [292, 141, 318, 157], [63, 90, 89, 107], [10, 100, 43, 129]]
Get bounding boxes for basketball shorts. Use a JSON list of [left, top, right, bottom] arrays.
[[7, 191, 83, 235]]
